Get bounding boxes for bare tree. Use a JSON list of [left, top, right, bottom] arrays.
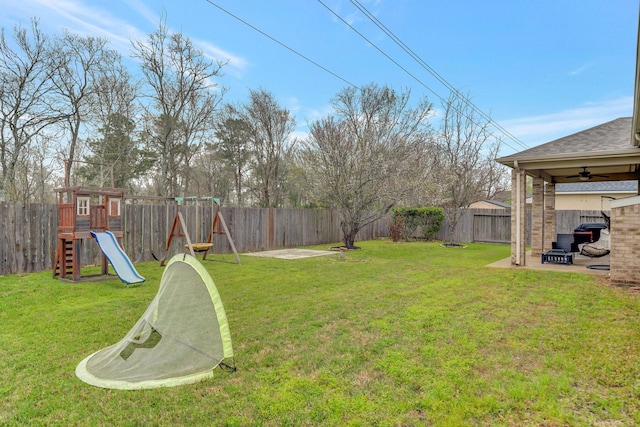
[[300, 83, 434, 248], [132, 19, 226, 197], [436, 93, 503, 245], [478, 142, 510, 200], [231, 89, 296, 207], [79, 57, 149, 189], [0, 19, 61, 201], [13, 133, 57, 202], [50, 31, 119, 188], [214, 108, 251, 205], [176, 90, 221, 196], [191, 147, 234, 202]]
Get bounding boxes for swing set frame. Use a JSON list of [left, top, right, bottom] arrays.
[[160, 197, 241, 266]]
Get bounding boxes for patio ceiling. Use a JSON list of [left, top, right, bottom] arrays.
[[497, 117, 640, 184]]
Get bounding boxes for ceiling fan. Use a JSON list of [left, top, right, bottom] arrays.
[[566, 166, 609, 181]]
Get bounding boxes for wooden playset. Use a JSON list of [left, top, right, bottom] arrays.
[[53, 189, 240, 282], [53, 186, 126, 281]]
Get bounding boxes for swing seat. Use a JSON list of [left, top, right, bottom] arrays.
[[188, 243, 213, 252]]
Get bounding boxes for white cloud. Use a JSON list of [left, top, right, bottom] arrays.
[[300, 103, 336, 125], [122, 0, 158, 26], [290, 130, 309, 143], [499, 96, 633, 154], [195, 38, 250, 78], [568, 62, 595, 76], [4, 0, 148, 55], [3, 0, 252, 79]]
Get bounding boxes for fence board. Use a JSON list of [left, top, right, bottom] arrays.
[[0, 203, 609, 276], [473, 212, 511, 243], [0, 205, 392, 275]]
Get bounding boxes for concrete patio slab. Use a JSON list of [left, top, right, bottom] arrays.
[[487, 251, 610, 276], [244, 248, 337, 260]]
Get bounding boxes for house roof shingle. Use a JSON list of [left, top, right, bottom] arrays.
[[498, 117, 634, 163], [497, 117, 640, 184], [556, 180, 638, 193]]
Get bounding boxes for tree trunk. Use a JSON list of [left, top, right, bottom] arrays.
[[235, 165, 243, 205], [340, 220, 360, 249], [448, 219, 458, 245], [447, 207, 464, 245]]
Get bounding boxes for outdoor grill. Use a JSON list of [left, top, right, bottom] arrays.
[[573, 222, 607, 245]]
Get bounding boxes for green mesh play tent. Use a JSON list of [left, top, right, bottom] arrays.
[[76, 253, 235, 390]]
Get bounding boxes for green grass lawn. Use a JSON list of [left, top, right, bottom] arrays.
[[1, 240, 640, 426]]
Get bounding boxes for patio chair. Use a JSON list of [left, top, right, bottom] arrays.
[[552, 234, 579, 253], [541, 234, 577, 265]]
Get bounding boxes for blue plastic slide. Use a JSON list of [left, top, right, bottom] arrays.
[[90, 231, 145, 284]]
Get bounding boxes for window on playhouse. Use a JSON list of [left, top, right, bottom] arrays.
[[109, 198, 121, 217], [77, 197, 90, 216]]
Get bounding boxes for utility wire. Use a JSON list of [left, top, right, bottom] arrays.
[[202, 0, 524, 153], [318, 0, 524, 153], [347, 0, 529, 150], [317, 0, 444, 101], [202, 0, 359, 90]]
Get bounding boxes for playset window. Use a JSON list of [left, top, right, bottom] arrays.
[[77, 197, 90, 216], [109, 198, 121, 217]]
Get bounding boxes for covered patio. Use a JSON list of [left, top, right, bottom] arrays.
[[496, 117, 640, 283], [494, 10, 640, 283]]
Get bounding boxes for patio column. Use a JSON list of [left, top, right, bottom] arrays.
[[531, 177, 544, 258], [510, 167, 527, 266], [543, 182, 556, 252]]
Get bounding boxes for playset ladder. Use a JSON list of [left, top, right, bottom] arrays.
[[54, 237, 109, 281], [53, 238, 76, 280]]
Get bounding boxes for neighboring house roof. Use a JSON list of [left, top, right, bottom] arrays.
[[470, 200, 510, 208], [491, 190, 512, 203], [556, 180, 638, 193]]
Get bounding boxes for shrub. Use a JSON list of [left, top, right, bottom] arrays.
[[391, 206, 445, 241], [389, 214, 404, 242]]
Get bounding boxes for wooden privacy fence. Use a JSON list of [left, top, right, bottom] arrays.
[[0, 203, 609, 276], [432, 208, 524, 244], [0, 203, 390, 276], [433, 208, 607, 245]]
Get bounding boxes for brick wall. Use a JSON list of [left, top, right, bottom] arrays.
[[610, 198, 640, 284]]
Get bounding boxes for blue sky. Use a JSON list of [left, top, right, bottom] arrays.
[[1, 0, 638, 156]]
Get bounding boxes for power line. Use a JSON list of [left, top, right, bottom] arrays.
[[316, 0, 445, 101], [317, 0, 525, 153], [347, 0, 530, 151], [202, 0, 359, 90], [201, 0, 524, 153]]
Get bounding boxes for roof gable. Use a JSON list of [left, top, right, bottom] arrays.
[[498, 117, 633, 163]]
